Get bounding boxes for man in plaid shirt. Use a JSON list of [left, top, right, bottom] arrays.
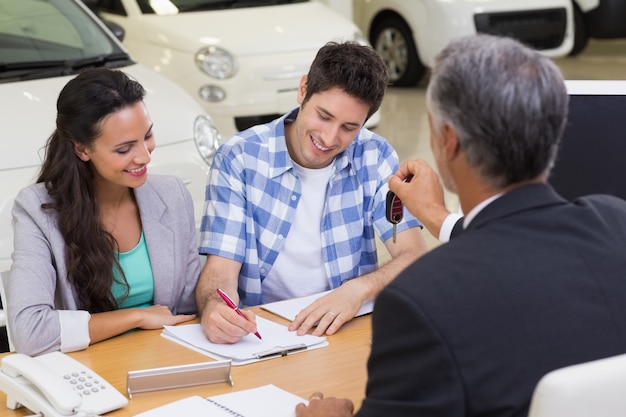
[[196, 41, 427, 344]]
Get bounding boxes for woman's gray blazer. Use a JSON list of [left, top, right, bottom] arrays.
[[6, 175, 201, 355]]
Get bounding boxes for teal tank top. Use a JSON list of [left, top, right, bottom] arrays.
[[111, 231, 154, 309]]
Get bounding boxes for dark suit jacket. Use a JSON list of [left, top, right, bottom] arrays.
[[357, 183, 626, 417]]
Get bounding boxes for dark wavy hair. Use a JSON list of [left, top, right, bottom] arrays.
[[304, 41, 389, 120], [37, 68, 146, 313]]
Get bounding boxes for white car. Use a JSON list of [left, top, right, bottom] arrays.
[[87, 0, 379, 139], [0, 0, 222, 273], [352, 0, 576, 86], [571, 0, 626, 55]]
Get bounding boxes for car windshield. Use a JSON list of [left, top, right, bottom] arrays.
[[135, 0, 308, 14], [0, 0, 130, 82]]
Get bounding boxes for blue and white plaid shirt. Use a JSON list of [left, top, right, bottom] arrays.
[[199, 109, 421, 306]]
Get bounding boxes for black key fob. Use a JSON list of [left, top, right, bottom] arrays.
[[386, 191, 403, 224]]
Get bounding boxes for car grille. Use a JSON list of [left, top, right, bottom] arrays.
[[235, 114, 281, 132], [474, 8, 567, 50]]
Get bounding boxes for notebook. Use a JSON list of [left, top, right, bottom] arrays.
[[162, 316, 328, 365], [133, 384, 306, 417], [261, 290, 375, 322]]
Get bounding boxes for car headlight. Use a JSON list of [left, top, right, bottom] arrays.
[[194, 115, 222, 165], [195, 46, 238, 79]]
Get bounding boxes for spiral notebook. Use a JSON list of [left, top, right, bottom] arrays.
[[133, 384, 306, 417]]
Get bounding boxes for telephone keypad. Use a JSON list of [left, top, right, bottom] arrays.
[[63, 370, 108, 397]]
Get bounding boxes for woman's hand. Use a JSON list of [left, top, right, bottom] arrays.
[[138, 304, 196, 329]]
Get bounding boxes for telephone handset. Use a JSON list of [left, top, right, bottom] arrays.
[[0, 351, 128, 416]]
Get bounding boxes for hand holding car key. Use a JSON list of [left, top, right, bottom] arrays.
[[386, 175, 412, 243]]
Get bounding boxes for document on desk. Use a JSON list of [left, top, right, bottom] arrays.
[[133, 383, 305, 417], [161, 316, 328, 365], [261, 290, 375, 322]]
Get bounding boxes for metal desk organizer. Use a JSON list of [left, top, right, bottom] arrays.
[[126, 360, 233, 397]]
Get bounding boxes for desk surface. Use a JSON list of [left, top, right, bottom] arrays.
[[0, 308, 371, 416]]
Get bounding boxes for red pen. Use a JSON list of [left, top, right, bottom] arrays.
[[216, 288, 262, 340]]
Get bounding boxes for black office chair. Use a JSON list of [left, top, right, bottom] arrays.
[[0, 271, 12, 352]]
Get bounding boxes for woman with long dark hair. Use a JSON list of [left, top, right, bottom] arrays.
[[6, 68, 200, 355]]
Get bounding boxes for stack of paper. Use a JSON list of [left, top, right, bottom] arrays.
[[261, 290, 374, 321], [162, 316, 328, 365]]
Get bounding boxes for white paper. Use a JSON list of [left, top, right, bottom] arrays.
[[261, 290, 375, 322], [133, 384, 306, 417], [162, 317, 327, 365]]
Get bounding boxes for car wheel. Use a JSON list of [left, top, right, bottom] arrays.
[[569, 1, 589, 56], [371, 15, 425, 87]]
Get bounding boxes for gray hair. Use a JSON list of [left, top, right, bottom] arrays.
[[426, 34, 569, 188]]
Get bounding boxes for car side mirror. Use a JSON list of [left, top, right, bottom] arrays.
[[103, 20, 125, 42]]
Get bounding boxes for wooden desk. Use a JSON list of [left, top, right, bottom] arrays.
[[0, 309, 371, 416]]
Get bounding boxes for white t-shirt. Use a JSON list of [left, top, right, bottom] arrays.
[[262, 162, 334, 303]]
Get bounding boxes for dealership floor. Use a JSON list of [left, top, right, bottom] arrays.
[[374, 38, 626, 255]]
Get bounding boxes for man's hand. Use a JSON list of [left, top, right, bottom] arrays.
[[389, 159, 450, 239], [200, 301, 259, 344], [288, 282, 364, 336], [196, 256, 256, 343], [295, 392, 354, 417]]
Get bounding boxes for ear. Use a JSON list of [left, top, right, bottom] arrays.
[[72, 142, 90, 162], [296, 75, 307, 105], [441, 124, 461, 161]]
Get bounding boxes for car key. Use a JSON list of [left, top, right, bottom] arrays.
[[386, 190, 404, 243]]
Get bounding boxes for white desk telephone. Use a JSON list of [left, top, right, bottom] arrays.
[[0, 351, 128, 416]]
